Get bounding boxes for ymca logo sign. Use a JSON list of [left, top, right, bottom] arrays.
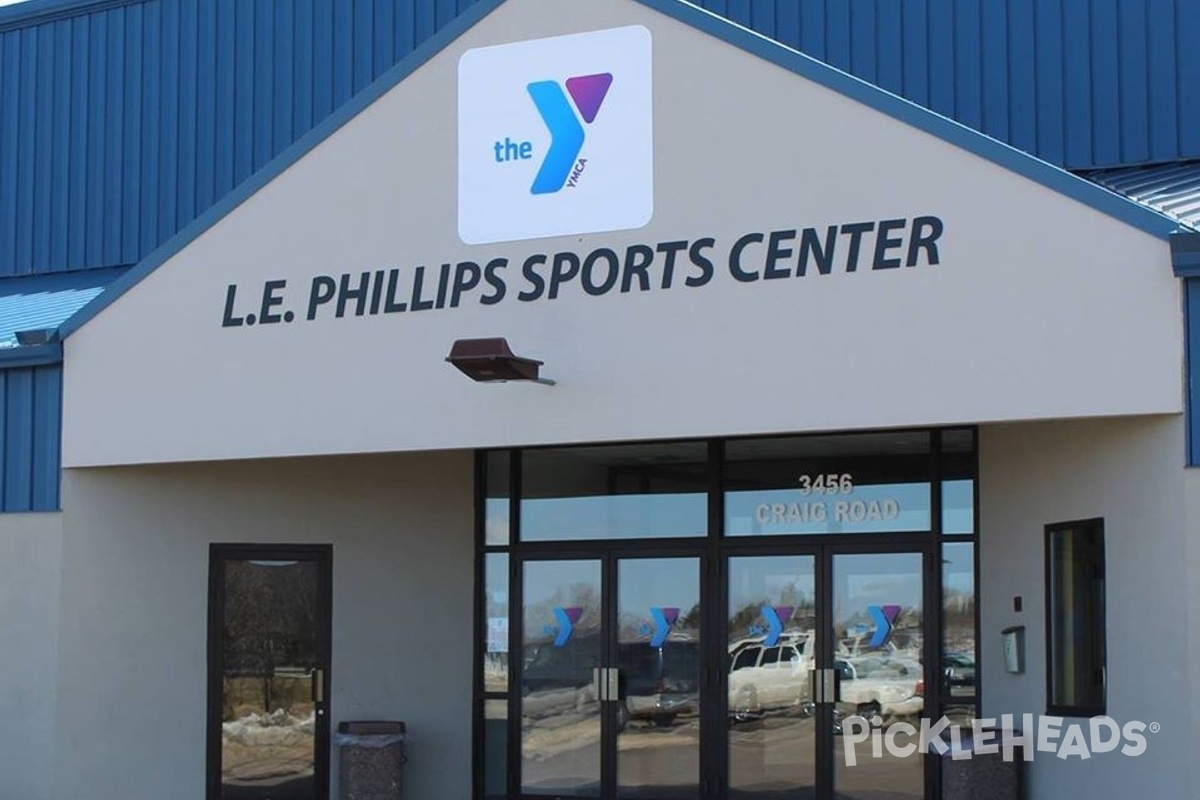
[[459, 26, 653, 244]]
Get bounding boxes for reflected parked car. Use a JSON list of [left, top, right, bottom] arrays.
[[835, 656, 923, 724], [727, 636, 813, 721], [522, 634, 601, 695], [619, 638, 700, 728], [942, 651, 976, 698], [521, 634, 701, 728]]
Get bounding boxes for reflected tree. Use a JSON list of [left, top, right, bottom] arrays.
[[223, 561, 318, 716]]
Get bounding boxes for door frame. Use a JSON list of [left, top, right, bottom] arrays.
[[510, 540, 935, 800], [819, 542, 936, 800], [510, 544, 712, 800], [206, 543, 334, 800], [720, 539, 936, 800]]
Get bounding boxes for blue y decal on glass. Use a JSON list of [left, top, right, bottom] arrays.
[[552, 606, 584, 647], [761, 605, 794, 646], [868, 604, 902, 647], [649, 607, 680, 647]]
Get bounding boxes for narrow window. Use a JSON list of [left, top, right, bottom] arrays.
[[1045, 519, 1106, 716]]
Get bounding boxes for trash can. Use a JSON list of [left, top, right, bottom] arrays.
[[336, 720, 407, 800], [933, 727, 1024, 800]]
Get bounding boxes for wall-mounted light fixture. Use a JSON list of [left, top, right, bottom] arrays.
[[446, 337, 554, 385]]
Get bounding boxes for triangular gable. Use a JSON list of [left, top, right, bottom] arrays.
[[60, 0, 1182, 466], [57, 0, 1178, 341]]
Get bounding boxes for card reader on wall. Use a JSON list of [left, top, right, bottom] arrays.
[[1002, 625, 1025, 674]]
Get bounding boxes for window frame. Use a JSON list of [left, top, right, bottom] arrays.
[[1044, 517, 1107, 718]]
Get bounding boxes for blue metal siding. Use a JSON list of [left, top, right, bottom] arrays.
[[0, 0, 488, 278], [696, 0, 1200, 170], [0, 363, 60, 512], [1, 0, 1198, 278]]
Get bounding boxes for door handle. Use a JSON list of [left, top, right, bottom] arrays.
[[823, 668, 837, 705], [313, 668, 325, 704], [606, 667, 620, 702], [593, 668, 620, 702], [809, 669, 839, 705]]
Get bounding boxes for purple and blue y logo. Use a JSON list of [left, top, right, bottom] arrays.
[[758, 604, 796, 647], [647, 606, 680, 647], [547, 606, 584, 647], [868, 604, 902, 648], [493, 73, 613, 195]]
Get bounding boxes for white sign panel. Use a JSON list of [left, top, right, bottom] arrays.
[[457, 25, 653, 244]]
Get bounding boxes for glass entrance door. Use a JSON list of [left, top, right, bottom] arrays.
[[725, 549, 927, 800], [829, 551, 926, 800], [517, 553, 703, 799], [208, 545, 332, 800], [727, 555, 819, 798]]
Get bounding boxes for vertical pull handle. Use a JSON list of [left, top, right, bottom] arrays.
[[606, 668, 620, 702], [313, 668, 325, 704], [594, 668, 605, 701], [824, 668, 837, 705], [810, 669, 821, 704]]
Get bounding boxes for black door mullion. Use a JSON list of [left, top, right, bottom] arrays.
[[602, 553, 619, 800], [923, 543, 942, 800], [506, 554, 523, 800], [815, 545, 835, 800], [703, 549, 725, 800]]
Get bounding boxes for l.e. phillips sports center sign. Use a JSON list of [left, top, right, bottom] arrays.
[[219, 217, 945, 328], [217, 25, 945, 328]]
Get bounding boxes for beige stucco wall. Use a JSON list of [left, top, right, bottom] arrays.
[[27, 415, 1200, 799], [52, 451, 474, 800], [980, 415, 1192, 798], [0, 512, 62, 800]]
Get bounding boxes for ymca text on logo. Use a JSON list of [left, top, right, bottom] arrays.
[[493, 73, 613, 194]]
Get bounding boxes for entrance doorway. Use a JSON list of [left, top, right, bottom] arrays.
[[517, 551, 705, 798], [726, 547, 927, 800], [478, 430, 978, 800], [514, 547, 926, 800], [207, 545, 333, 800]]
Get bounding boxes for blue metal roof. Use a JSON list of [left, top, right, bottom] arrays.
[[1082, 161, 1200, 232], [0, 266, 126, 349]]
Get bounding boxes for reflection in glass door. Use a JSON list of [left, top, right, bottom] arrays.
[[616, 557, 701, 798], [727, 556, 819, 799], [831, 552, 925, 800], [208, 546, 332, 800], [521, 560, 603, 797], [723, 550, 926, 800], [519, 555, 703, 799]]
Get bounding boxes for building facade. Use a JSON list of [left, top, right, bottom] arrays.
[[3, 1, 1200, 799]]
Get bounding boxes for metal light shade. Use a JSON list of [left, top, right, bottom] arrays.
[[446, 337, 547, 383]]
